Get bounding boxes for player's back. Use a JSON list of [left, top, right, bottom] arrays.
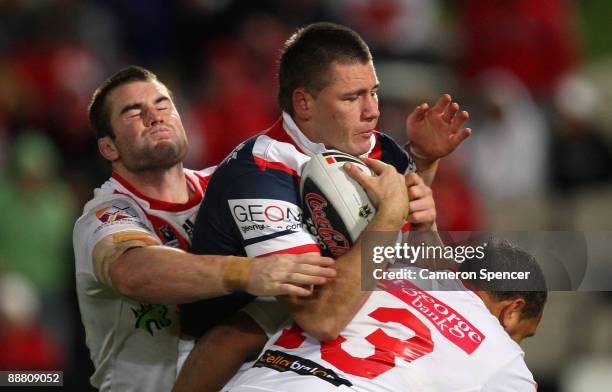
[[226, 278, 535, 392]]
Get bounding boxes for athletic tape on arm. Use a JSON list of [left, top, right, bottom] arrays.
[[92, 231, 159, 288]]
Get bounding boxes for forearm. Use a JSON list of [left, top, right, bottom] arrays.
[[173, 313, 267, 392], [415, 158, 438, 187], [405, 143, 439, 187], [110, 246, 235, 304], [280, 244, 368, 342], [282, 208, 404, 341]]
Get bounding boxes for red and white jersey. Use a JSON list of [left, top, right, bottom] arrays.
[[226, 278, 536, 392], [181, 113, 415, 337], [73, 167, 214, 392]]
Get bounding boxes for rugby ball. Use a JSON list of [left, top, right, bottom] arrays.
[[300, 150, 377, 258]]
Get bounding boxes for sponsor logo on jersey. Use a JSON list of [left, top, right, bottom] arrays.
[[381, 279, 485, 354], [228, 199, 303, 239], [95, 204, 137, 223], [182, 218, 194, 239], [254, 349, 353, 388], [159, 225, 180, 248]]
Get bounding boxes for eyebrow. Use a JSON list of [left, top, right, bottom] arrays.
[[119, 96, 170, 116], [341, 83, 380, 97]]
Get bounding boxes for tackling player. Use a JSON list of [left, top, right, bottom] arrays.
[[73, 66, 336, 391], [225, 232, 546, 391]]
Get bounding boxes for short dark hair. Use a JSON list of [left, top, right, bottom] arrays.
[[88, 65, 162, 140], [461, 239, 548, 320], [278, 22, 372, 116]]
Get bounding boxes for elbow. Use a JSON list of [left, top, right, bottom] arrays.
[[296, 317, 343, 343]]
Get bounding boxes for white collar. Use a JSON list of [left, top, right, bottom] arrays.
[[281, 112, 376, 157]]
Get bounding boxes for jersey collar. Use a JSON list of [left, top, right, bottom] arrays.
[[281, 112, 377, 157], [111, 171, 203, 212]]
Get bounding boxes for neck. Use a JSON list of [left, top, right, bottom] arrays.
[[112, 163, 191, 204], [292, 115, 320, 144], [477, 291, 503, 319]]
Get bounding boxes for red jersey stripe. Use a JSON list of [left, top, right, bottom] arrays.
[[258, 243, 321, 257]]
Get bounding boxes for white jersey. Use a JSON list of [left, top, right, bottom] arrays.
[[226, 278, 536, 392], [73, 168, 214, 392]]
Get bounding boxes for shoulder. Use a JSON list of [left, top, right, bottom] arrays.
[[205, 134, 309, 201], [481, 353, 536, 391], [185, 167, 216, 194], [74, 189, 152, 250]]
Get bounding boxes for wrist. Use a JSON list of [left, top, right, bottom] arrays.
[[373, 204, 408, 230], [404, 142, 438, 168], [222, 256, 253, 293]]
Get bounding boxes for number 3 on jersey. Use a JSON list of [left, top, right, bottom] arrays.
[[273, 307, 434, 379]]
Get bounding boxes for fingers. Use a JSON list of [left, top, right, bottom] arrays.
[[293, 262, 336, 279], [343, 162, 375, 195], [354, 157, 388, 175], [274, 258, 337, 296], [407, 183, 428, 200], [404, 174, 435, 227], [411, 103, 429, 121], [450, 109, 470, 133], [293, 253, 335, 268], [453, 127, 472, 144], [407, 193, 436, 226], [408, 209, 436, 225], [247, 253, 336, 297], [407, 197, 433, 214], [405, 172, 424, 187], [431, 94, 451, 114], [442, 102, 460, 123], [278, 283, 313, 297]]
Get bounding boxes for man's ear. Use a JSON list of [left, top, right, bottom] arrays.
[[98, 136, 119, 162], [292, 87, 314, 121], [499, 297, 525, 332]]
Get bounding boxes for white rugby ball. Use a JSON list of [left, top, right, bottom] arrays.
[[300, 150, 377, 258]]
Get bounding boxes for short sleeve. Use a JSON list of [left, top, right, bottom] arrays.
[[74, 196, 157, 281]]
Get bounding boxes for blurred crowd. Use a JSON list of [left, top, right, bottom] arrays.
[[0, 0, 611, 390]]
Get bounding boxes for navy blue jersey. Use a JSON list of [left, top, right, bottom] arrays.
[[181, 114, 414, 337]]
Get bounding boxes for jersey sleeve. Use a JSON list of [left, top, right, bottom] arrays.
[[184, 138, 320, 338], [192, 152, 320, 258], [226, 173, 320, 257], [481, 354, 537, 392], [73, 195, 158, 285], [239, 297, 290, 338]]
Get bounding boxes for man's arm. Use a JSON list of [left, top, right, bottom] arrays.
[[406, 94, 471, 186], [172, 312, 267, 392], [95, 236, 336, 304], [278, 158, 412, 341]]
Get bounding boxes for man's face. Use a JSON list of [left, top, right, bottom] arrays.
[[307, 61, 380, 156], [105, 80, 188, 172], [507, 309, 543, 343]]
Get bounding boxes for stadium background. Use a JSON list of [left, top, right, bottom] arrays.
[[0, 0, 611, 390]]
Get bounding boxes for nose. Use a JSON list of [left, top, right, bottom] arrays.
[[362, 94, 380, 122], [144, 106, 164, 127]]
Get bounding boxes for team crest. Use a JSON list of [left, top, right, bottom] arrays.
[[131, 304, 171, 335], [96, 204, 137, 223]]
